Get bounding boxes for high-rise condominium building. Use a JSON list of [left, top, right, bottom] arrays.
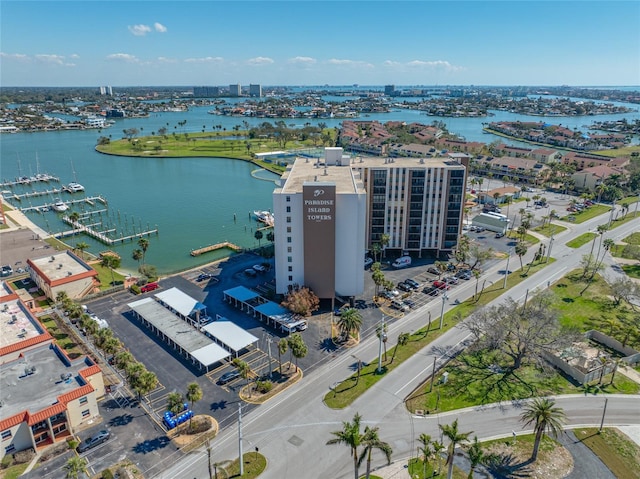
[[249, 84, 262, 97], [229, 83, 241, 97]]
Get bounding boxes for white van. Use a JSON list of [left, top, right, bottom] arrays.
[[392, 256, 412, 269]]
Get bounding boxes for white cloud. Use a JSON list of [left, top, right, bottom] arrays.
[[128, 24, 152, 36], [0, 52, 30, 62], [406, 60, 465, 71], [35, 54, 65, 65], [288, 56, 317, 65], [154, 22, 167, 33], [184, 56, 224, 64], [327, 58, 374, 68], [247, 56, 274, 66], [106, 53, 139, 63], [70, 54, 80, 59], [157, 56, 178, 63]]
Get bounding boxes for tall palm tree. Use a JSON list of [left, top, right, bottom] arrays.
[[167, 391, 185, 416], [466, 436, 484, 479], [519, 397, 566, 461], [137, 237, 150, 264], [278, 338, 288, 372], [100, 253, 121, 286], [358, 425, 392, 479], [337, 308, 363, 341], [515, 241, 528, 270], [75, 241, 89, 260], [440, 419, 472, 479], [417, 433, 433, 479], [132, 248, 143, 267], [391, 332, 410, 364], [326, 412, 364, 479], [186, 382, 203, 429], [432, 440, 445, 476]]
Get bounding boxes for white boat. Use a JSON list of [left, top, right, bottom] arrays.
[[52, 200, 69, 212], [253, 210, 274, 225], [67, 182, 85, 193]]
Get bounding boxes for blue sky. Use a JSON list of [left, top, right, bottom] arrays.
[[2, 1, 639, 87]]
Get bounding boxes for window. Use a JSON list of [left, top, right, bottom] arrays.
[[287, 256, 292, 263], [286, 196, 291, 202], [287, 247, 292, 253], [287, 236, 292, 243], [79, 396, 88, 405], [286, 206, 291, 213], [286, 216, 291, 223], [4, 444, 15, 454], [288, 266, 292, 272], [1, 430, 11, 440], [288, 275, 293, 281], [81, 409, 90, 419], [287, 226, 292, 233]]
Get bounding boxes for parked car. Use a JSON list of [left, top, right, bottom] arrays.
[[1, 265, 12, 277], [427, 266, 440, 275], [244, 268, 257, 277], [140, 282, 159, 293], [404, 278, 420, 289], [423, 286, 440, 296], [397, 282, 413, 293], [391, 300, 409, 312], [196, 273, 213, 282], [456, 270, 472, 280], [77, 430, 110, 453], [364, 257, 374, 267], [217, 370, 241, 385], [379, 291, 395, 301], [432, 280, 451, 290], [445, 276, 459, 285], [495, 232, 505, 238], [403, 299, 416, 308]]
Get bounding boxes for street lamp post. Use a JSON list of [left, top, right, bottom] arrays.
[[546, 232, 554, 263], [503, 249, 512, 289], [377, 315, 386, 373], [439, 292, 448, 330]]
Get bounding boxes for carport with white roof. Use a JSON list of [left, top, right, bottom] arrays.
[[128, 297, 229, 371], [201, 317, 259, 357], [155, 287, 208, 325]]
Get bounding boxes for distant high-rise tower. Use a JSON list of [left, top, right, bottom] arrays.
[[384, 85, 395, 96], [249, 84, 262, 97], [99, 86, 113, 96], [229, 83, 241, 97]]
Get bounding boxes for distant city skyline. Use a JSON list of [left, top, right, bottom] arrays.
[[1, 1, 639, 87]]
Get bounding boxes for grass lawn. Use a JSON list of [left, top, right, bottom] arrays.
[[223, 452, 267, 478], [324, 258, 554, 409], [532, 223, 567, 237], [609, 212, 640, 230], [622, 232, 640, 245], [408, 458, 466, 479], [44, 237, 70, 251], [40, 316, 84, 359], [566, 232, 596, 248], [622, 264, 640, 279], [594, 145, 640, 157], [0, 463, 29, 479], [574, 428, 640, 479], [560, 204, 610, 223], [506, 231, 540, 245], [91, 263, 126, 289]]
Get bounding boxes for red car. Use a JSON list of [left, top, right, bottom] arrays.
[[141, 282, 159, 293], [432, 280, 450, 290]]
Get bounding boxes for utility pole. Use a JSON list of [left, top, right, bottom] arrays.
[[429, 356, 437, 392], [238, 403, 244, 476], [377, 315, 385, 373], [439, 293, 448, 329], [503, 249, 512, 288], [546, 233, 554, 263], [599, 397, 609, 432], [266, 335, 273, 379]]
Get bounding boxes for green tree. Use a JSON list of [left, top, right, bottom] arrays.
[[167, 391, 185, 415], [371, 264, 385, 298], [519, 397, 566, 461], [288, 333, 308, 372], [391, 332, 409, 364], [100, 253, 121, 286], [380, 233, 390, 258], [102, 337, 121, 356], [358, 425, 392, 479], [466, 436, 484, 479], [137, 237, 150, 264], [186, 382, 203, 429], [64, 455, 87, 479], [337, 308, 363, 341], [417, 433, 433, 479], [254, 229, 263, 246], [232, 358, 251, 395], [133, 370, 158, 401], [132, 249, 143, 267], [326, 412, 365, 479], [440, 419, 472, 479], [515, 241, 528, 270], [432, 440, 445, 476], [278, 338, 288, 372], [75, 241, 89, 260], [114, 350, 134, 370]]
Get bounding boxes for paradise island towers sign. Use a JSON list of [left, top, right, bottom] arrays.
[[303, 183, 336, 298]]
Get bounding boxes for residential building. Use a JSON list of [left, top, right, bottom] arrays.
[[27, 251, 98, 301], [562, 151, 629, 171], [193, 86, 220, 98], [0, 296, 104, 460], [530, 148, 560, 163], [384, 85, 396, 96], [273, 148, 367, 298], [273, 148, 468, 299], [478, 186, 522, 205], [571, 165, 627, 191], [249, 84, 262, 97], [229, 83, 241, 97]]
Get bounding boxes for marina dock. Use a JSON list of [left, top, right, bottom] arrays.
[[0, 174, 60, 188], [56, 215, 158, 246], [190, 241, 242, 256], [18, 195, 107, 213]]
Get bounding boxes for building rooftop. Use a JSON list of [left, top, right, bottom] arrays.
[[0, 298, 49, 355], [0, 344, 95, 423], [28, 251, 96, 285], [353, 155, 466, 169], [276, 157, 365, 195]]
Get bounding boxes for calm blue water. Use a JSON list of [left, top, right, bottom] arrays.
[[2, 94, 639, 274]]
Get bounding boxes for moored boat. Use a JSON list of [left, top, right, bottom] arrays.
[[52, 200, 69, 212]]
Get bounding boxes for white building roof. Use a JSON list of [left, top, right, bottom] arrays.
[[155, 287, 204, 317], [201, 319, 258, 353]]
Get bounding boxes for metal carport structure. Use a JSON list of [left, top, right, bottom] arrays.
[[201, 317, 259, 357]]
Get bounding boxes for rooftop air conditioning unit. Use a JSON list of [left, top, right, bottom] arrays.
[[58, 264, 63, 269]]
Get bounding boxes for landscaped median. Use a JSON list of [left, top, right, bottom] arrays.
[[323, 258, 555, 409]]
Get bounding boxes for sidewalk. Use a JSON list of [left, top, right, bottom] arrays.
[[371, 460, 412, 479]]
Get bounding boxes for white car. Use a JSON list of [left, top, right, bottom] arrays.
[[364, 257, 374, 267], [252, 264, 266, 272]]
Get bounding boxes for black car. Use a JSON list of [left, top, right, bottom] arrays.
[[456, 270, 472, 280], [403, 299, 416, 308], [397, 282, 413, 293], [426, 266, 440, 275], [423, 286, 440, 296], [217, 370, 241, 385], [196, 273, 212, 282], [77, 430, 110, 453], [404, 278, 420, 289]]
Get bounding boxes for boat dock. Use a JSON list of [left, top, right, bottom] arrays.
[[9, 187, 64, 201], [56, 215, 158, 245], [190, 241, 242, 257], [0, 174, 60, 188], [18, 195, 107, 213]]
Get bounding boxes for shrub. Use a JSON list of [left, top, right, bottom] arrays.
[[67, 438, 79, 450], [129, 284, 141, 295], [1, 454, 14, 469], [101, 468, 114, 479], [255, 380, 273, 394], [13, 448, 35, 464]]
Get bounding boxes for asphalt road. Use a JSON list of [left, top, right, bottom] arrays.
[[152, 208, 640, 479]]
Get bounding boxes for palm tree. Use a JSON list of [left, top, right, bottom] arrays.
[[133, 370, 158, 401], [337, 308, 363, 341], [515, 241, 528, 270], [466, 436, 484, 479], [167, 391, 185, 415], [64, 455, 87, 479], [417, 433, 432, 479], [519, 397, 566, 461], [391, 332, 409, 364], [75, 241, 89, 260], [326, 412, 365, 479], [288, 333, 308, 372], [278, 338, 288, 372], [432, 440, 445, 476], [137, 237, 150, 264], [440, 419, 472, 479], [132, 248, 143, 267], [376, 321, 388, 361], [358, 425, 392, 479], [100, 253, 121, 286], [254, 229, 263, 247], [186, 382, 203, 429], [232, 358, 251, 395]]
